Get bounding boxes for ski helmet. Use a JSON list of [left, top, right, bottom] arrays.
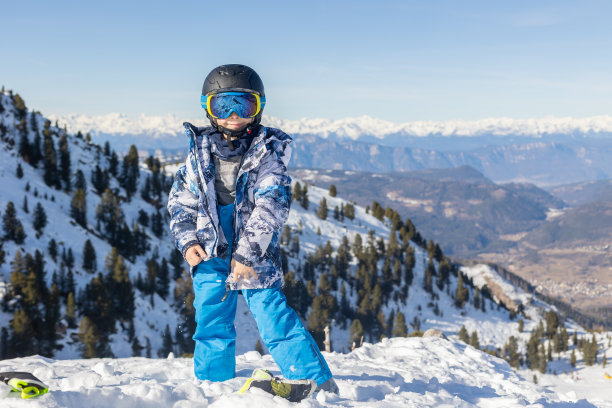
[[202, 64, 265, 138]]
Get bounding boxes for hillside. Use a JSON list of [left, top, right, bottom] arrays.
[[479, 199, 612, 313], [548, 178, 612, 207], [290, 167, 564, 257], [1, 90, 611, 406]]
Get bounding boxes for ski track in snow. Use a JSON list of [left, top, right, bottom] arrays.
[[1, 337, 608, 407]]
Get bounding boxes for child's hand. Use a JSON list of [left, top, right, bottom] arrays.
[[185, 244, 207, 266], [231, 259, 258, 282]]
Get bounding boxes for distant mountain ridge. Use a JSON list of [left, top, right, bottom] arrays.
[[50, 112, 612, 142], [50, 112, 612, 186]]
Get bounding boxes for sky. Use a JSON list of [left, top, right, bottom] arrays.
[[2, 0, 612, 123]]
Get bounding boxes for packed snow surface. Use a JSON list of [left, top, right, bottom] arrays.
[[1, 337, 609, 407]]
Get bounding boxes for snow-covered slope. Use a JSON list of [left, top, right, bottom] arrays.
[[2, 90, 612, 406], [1, 336, 609, 407]]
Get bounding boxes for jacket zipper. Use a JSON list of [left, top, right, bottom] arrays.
[[188, 125, 220, 256], [221, 131, 267, 301]]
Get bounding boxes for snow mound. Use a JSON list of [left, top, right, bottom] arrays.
[[0, 337, 597, 407]]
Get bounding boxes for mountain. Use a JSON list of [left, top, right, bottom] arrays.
[[479, 198, 612, 313], [547, 178, 612, 207], [50, 113, 612, 186], [290, 167, 565, 257], [2, 90, 611, 406]]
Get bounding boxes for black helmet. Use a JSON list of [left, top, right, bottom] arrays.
[[202, 64, 265, 137]]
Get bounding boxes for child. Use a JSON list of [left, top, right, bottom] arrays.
[[167, 64, 338, 394]]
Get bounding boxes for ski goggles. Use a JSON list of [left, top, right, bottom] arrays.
[[201, 91, 266, 119]]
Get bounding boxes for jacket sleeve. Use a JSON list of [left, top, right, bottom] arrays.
[[233, 141, 292, 267], [167, 153, 201, 258]]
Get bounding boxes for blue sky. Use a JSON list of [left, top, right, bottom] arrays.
[[2, 0, 611, 122]]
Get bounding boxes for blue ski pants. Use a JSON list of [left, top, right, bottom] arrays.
[[191, 204, 333, 385]]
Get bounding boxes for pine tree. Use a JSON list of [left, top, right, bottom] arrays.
[[107, 248, 135, 322], [156, 257, 170, 299], [82, 239, 97, 273], [48, 238, 58, 261], [1, 327, 9, 359], [74, 169, 87, 191], [0, 242, 5, 268], [3, 201, 26, 243], [328, 184, 337, 197], [10, 309, 36, 357], [13, 93, 27, 119], [458, 325, 469, 343], [18, 119, 31, 160], [504, 336, 520, 368], [344, 203, 355, 220], [109, 151, 119, 177], [170, 249, 184, 281], [31, 132, 42, 167], [132, 335, 144, 357], [424, 257, 435, 293], [120, 145, 140, 199], [151, 209, 164, 237], [561, 326, 569, 352], [96, 188, 125, 245], [91, 165, 109, 194], [349, 319, 364, 348], [583, 334, 598, 366], [570, 349, 576, 367], [42, 132, 60, 189], [70, 189, 87, 228], [78, 316, 101, 358], [300, 184, 309, 210], [80, 273, 115, 336], [16, 163, 24, 178], [317, 197, 328, 220], [469, 331, 480, 349], [22, 196, 29, 214], [59, 134, 71, 191], [31, 202, 47, 234], [526, 331, 540, 369], [538, 343, 547, 373], [392, 311, 408, 337], [455, 273, 469, 308], [292, 182, 302, 203], [66, 292, 76, 328], [545, 310, 560, 339], [159, 324, 173, 358]]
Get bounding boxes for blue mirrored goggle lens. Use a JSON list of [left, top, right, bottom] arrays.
[[208, 92, 259, 119]]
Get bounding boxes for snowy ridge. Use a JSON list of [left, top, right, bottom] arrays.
[[48, 111, 612, 141], [0, 336, 605, 407]]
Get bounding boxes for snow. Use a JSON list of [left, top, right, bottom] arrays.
[[3, 91, 612, 407], [2, 336, 608, 407], [49, 112, 612, 144]]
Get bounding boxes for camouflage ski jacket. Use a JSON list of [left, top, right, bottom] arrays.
[[167, 122, 292, 290]]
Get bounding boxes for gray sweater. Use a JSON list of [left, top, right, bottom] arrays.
[[213, 154, 242, 205]]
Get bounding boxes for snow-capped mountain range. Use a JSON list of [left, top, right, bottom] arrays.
[[49, 112, 612, 187], [2, 91, 611, 406], [50, 112, 612, 141]]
